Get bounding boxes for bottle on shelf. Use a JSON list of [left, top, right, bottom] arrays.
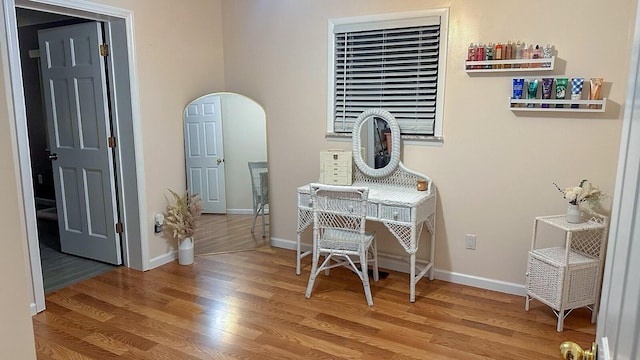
[[532, 44, 542, 68], [475, 43, 485, 70], [542, 44, 553, 68], [485, 43, 494, 69], [504, 41, 513, 69], [466, 43, 476, 70], [514, 41, 523, 68], [494, 43, 503, 69]]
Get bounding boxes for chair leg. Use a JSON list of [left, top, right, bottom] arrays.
[[360, 251, 374, 306], [250, 203, 258, 234], [261, 204, 266, 237], [370, 239, 379, 282], [305, 249, 321, 299]]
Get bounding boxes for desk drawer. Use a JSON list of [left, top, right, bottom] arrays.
[[380, 205, 411, 222], [298, 191, 378, 218]]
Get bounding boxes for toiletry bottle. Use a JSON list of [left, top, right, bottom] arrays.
[[524, 44, 534, 68], [514, 41, 522, 68], [532, 45, 542, 68], [467, 43, 475, 70], [504, 41, 513, 69], [475, 43, 485, 70], [485, 43, 493, 69], [494, 43, 503, 69], [542, 44, 552, 68]]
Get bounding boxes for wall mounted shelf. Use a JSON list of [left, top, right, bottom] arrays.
[[508, 97, 606, 112], [465, 57, 555, 73]]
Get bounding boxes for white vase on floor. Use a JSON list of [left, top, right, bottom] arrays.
[[566, 204, 582, 224], [178, 237, 194, 265]]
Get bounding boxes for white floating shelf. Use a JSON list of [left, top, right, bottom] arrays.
[[508, 97, 607, 112], [465, 57, 555, 73]]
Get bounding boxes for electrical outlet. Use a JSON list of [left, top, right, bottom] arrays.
[[465, 234, 476, 250]]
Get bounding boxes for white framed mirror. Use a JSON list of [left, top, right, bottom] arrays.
[[352, 108, 401, 178]]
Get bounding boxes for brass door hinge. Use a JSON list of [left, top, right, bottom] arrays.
[[108, 136, 116, 148], [115, 222, 124, 234], [99, 44, 109, 56]]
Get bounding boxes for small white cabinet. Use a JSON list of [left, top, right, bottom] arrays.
[[319, 150, 352, 185], [525, 214, 608, 331]]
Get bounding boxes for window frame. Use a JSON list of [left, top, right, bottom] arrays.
[[326, 8, 449, 144]]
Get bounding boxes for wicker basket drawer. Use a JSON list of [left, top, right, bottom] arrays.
[[526, 250, 600, 310], [380, 205, 411, 222]]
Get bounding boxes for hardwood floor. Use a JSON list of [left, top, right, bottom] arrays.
[[194, 214, 269, 255], [33, 246, 596, 359]]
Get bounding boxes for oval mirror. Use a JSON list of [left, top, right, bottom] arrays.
[[184, 92, 270, 256], [352, 108, 401, 178]]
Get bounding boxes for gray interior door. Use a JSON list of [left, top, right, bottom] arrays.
[[184, 94, 227, 213], [38, 21, 122, 264]]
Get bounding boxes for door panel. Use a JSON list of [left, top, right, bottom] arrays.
[[184, 95, 226, 213], [39, 22, 122, 264]]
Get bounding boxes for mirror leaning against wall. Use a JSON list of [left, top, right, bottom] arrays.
[[183, 92, 270, 256]]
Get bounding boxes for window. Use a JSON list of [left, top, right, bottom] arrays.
[[327, 9, 448, 140]]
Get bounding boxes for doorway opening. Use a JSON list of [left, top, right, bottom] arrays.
[[5, 0, 146, 313]]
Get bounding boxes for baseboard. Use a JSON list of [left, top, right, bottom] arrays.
[[270, 238, 526, 297], [148, 250, 176, 270], [226, 209, 253, 215], [225, 209, 270, 215], [30, 302, 37, 316]]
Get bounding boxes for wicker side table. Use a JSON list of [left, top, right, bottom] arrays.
[[525, 214, 608, 332]]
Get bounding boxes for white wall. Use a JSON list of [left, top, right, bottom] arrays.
[[221, 0, 636, 287]]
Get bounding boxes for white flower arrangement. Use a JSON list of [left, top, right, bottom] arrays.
[[553, 179, 604, 213]]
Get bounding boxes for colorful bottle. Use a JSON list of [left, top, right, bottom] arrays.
[[485, 43, 494, 69], [532, 44, 542, 68], [542, 44, 552, 68], [504, 41, 513, 69], [467, 43, 476, 70], [494, 43, 503, 69], [475, 43, 485, 69]]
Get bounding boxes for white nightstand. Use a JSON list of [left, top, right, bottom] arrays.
[[525, 214, 608, 332]]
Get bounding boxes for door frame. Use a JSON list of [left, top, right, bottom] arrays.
[[2, 0, 148, 314]]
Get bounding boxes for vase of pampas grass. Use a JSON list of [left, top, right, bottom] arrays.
[[164, 189, 203, 265]]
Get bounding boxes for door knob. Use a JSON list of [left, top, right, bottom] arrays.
[[560, 341, 596, 360], [217, 158, 224, 165], [48, 153, 58, 160]]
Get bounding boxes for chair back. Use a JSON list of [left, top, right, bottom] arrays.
[[309, 183, 369, 246], [248, 161, 268, 203]]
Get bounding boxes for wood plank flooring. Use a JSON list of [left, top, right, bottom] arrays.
[[33, 246, 596, 359], [194, 214, 269, 255]]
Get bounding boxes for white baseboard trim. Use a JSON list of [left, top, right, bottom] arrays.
[[226, 209, 253, 215], [225, 209, 270, 215], [30, 302, 37, 315], [270, 238, 525, 297], [148, 250, 177, 270]]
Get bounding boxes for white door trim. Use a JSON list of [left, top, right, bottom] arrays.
[[1, 0, 148, 314]]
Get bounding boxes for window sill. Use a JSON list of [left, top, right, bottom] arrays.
[[325, 133, 443, 147]]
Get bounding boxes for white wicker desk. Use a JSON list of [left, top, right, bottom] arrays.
[[296, 182, 437, 302], [525, 214, 608, 331]]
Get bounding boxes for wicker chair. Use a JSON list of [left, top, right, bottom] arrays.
[[248, 161, 268, 237], [305, 183, 379, 306]]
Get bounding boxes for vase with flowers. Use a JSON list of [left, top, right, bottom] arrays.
[[553, 179, 604, 224], [164, 189, 203, 265]]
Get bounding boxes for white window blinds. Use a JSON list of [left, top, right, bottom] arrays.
[[333, 17, 442, 135]]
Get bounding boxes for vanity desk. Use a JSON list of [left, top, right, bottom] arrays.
[[296, 109, 437, 303]]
